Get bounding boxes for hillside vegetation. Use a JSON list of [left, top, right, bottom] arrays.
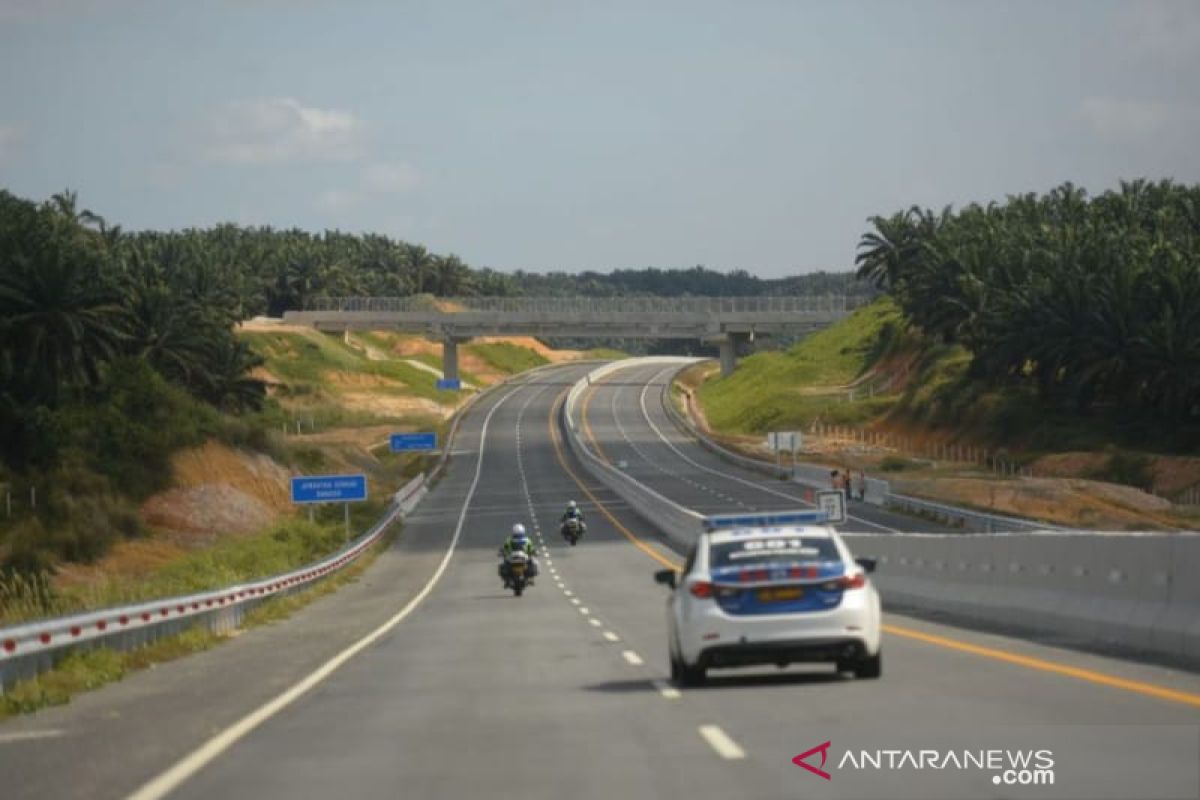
[[0, 188, 590, 594]]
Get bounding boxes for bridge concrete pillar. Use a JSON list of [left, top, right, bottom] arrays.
[[719, 338, 737, 376], [710, 333, 748, 377], [442, 337, 465, 382]]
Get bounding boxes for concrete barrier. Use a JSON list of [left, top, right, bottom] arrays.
[[843, 532, 1200, 666], [566, 362, 1198, 667]]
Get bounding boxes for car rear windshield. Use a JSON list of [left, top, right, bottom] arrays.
[[709, 536, 840, 569]]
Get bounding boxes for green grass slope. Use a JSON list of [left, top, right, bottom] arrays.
[[241, 330, 464, 405], [697, 299, 904, 434], [463, 342, 550, 375]]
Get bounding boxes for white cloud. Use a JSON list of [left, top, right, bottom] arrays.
[[203, 97, 363, 164], [0, 124, 24, 164], [314, 188, 360, 213], [1078, 96, 1200, 142], [312, 162, 421, 215], [360, 161, 420, 193], [1079, 97, 1171, 141]]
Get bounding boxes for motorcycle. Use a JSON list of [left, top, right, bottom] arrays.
[[505, 550, 531, 597], [561, 517, 586, 546]]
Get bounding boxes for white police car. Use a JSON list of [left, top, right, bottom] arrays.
[[654, 511, 881, 685]]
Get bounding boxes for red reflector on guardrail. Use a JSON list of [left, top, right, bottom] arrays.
[[39, 633, 51, 644], [3, 639, 14, 652], [70, 626, 81, 637]]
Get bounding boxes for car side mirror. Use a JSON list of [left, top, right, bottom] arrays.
[[654, 569, 677, 589], [855, 557, 877, 574]]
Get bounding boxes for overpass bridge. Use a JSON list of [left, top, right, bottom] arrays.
[[283, 295, 860, 378]]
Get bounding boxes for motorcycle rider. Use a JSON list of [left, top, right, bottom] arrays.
[[560, 500, 585, 529], [499, 523, 538, 587]]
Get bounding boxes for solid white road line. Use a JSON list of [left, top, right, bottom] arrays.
[[603, 631, 620, 642], [698, 725, 746, 760], [126, 388, 521, 800], [637, 371, 899, 533], [0, 729, 66, 744], [651, 679, 681, 700], [621, 650, 644, 666]]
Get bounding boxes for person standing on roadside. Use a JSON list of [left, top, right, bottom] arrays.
[[855, 469, 867, 501]]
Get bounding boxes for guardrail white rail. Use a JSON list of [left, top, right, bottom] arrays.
[[660, 369, 1070, 533], [564, 361, 1199, 666], [0, 359, 590, 693], [0, 475, 424, 692]]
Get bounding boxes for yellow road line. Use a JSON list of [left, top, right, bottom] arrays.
[[579, 382, 612, 464], [548, 389, 680, 570], [558, 382, 1200, 710], [883, 623, 1200, 709]]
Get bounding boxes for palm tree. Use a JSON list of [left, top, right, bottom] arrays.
[[0, 226, 128, 402], [854, 211, 919, 290]]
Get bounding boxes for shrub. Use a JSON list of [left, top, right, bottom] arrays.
[[879, 455, 919, 472]]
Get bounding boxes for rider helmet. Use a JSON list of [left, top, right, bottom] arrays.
[[512, 523, 526, 537]]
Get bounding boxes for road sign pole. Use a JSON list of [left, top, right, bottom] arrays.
[[344, 503, 350, 542], [308, 506, 314, 524], [791, 435, 797, 478]]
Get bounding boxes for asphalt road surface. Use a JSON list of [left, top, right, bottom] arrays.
[[2, 362, 1197, 800]]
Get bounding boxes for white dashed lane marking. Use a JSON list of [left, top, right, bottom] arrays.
[[651, 680, 681, 700], [698, 725, 746, 760], [602, 631, 620, 642], [621, 650, 644, 666]]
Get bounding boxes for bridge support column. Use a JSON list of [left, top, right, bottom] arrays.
[[442, 337, 464, 382], [710, 333, 748, 377], [719, 338, 736, 376]]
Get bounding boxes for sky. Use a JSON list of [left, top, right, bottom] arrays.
[[1, 0, 1198, 277]]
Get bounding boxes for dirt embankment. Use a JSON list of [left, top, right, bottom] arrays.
[[140, 442, 293, 545], [678, 374, 1195, 530]]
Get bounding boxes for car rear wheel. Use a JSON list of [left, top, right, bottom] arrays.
[[678, 658, 706, 687], [669, 643, 706, 686], [853, 651, 881, 679]]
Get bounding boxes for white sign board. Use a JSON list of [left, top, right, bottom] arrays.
[[766, 431, 802, 451], [816, 490, 846, 524]]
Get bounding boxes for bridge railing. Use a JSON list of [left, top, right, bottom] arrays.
[[302, 295, 871, 314]]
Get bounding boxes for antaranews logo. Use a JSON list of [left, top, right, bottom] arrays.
[[791, 741, 832, 780], [792, 741, 1055, 787]]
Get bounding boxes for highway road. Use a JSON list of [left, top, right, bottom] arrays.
[[2, 362, 1198, 800]]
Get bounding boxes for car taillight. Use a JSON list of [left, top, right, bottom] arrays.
[[823, 573, 866, 591], [689, 580, 713, 599], [839, 572, 867, 590]]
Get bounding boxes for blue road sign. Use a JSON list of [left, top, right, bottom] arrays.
[[389, 432, 438, 452], [436, 378, 462, 391], [291, 474, 368, 504]]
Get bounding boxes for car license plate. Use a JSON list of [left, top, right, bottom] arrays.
[[511, 564, 526, 574], [757, 586, 803, 602]]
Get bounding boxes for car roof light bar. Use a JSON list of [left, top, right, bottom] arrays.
[[702, 510, 829, 531]]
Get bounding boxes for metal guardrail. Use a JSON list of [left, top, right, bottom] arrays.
[[661, 367, 1071, 533], [0, 478, 423, 692], [305, 295, 869, 314], [0, 360, 586, 693]]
